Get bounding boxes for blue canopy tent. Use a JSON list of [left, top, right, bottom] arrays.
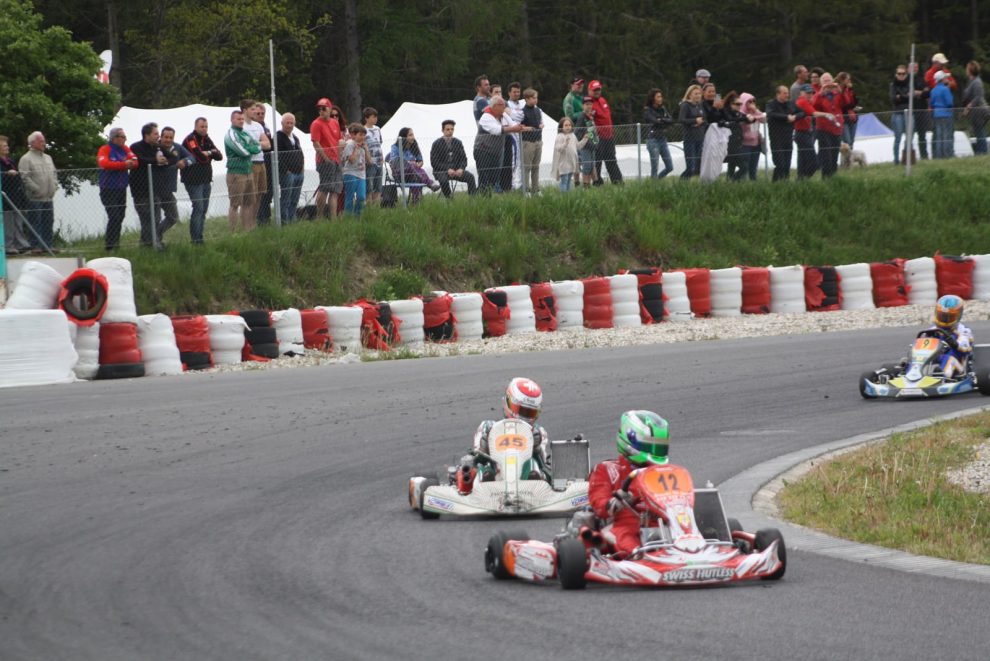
[[854, 113, 894, 138]]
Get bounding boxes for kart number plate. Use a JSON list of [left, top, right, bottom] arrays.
[[914, 337, 939, 351], [640, 465, 693, 496], [493, 433, 532, 452]]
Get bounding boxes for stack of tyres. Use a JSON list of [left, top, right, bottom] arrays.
[[582, 277, 613, 329], [300, 308, 332, 351], [171, 315, 214, 370], [625, 268, 663, 323], [97, 322, 145, 379], [482, 289, 509, 338], [529, 283, 557, 332], [804, 266, 841, 312], [239, 309, 279, 359], [423, 293, 456, 342], [934, 254, 975, 300], [870, 260, 909, 307], [740, 266, 771, 314]]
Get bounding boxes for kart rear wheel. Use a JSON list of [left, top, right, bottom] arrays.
[[419, 477, 440, 519], [556, 538, 589, 590], [977, 369, 990, 397], [485, 530, 529, 579], [755, 528, 787, 580], [859, 371, 877, 399], [727, 517, 744, 534]]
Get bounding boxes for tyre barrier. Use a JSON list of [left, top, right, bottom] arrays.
[[482, 289, 510, 338], [237, 309, 278, 361], [318, 305, 363, 352], [661, 271, 692, 321], [551, 280, 584, 330], [449, 293, 482, 341], [97, 321, 145, 380], [70, 321, 100, 380], [609, 274, 642, 328], [934, 253, 975, 300], [494, 285, 536, 335], [740, 266, 771, 314], [0, 309, 78, 388], [137, 314, 183, 376], [271, 308, 306, 356], [171, 315, 214, 370], [5, 261, 63, 310], [529, 283, 557, 332], [388, 298, 425, 346], [679, 268, 712, 318], [422, 293, 456, 342], [973, 254, 990, 301], [58, 269, 109, 326], [905, 256, 938, 306], [300, 308, 332, 351], [358, 300, 401, 351], [87, 257, 139, 324], [835, 263, 875, 310], [710, 267, 743, 318], [871, 260, 909, 307], [769, 265, 806, 314], [804, 266, 841, 312], [582, 277, 613, 329], [623, 268, 663, 324], [205, 314, 248, 365]]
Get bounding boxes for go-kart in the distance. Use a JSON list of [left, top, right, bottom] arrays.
[[408, 419, 591, 518], [860, 328, 990, 399], [484, 463, 785, 588]]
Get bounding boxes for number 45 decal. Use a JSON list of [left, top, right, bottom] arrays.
[[495, 434, 529, 449]]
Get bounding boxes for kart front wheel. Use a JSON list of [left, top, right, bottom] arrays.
[[755, 528, 787, 580], [419, 477, 440, 519], [485, 530, 529, 580], [859, 371, 878, 399], [977, 369, 990, 397], [556, 538, 589, 590]]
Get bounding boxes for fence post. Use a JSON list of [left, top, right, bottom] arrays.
[[0, 165, 6, 305], [147, 164, 160, 249], [636, 123, 642, 180], [397, 138, 407, 208]]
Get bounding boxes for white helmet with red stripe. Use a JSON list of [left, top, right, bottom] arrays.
[[503, 377, 542, 425]]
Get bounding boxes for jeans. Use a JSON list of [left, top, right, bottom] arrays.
[[794, 131, 818, 179], [933, 117, 954, 159], [842, 118, 857, 147], [891, 110, 906, 163], [559, 173, 572, 192], [681, 139, 702, 178], [742, 145, 761, 181], [817, 131, 840, 178], [970, 111, 988, 154], [279, 171, 304, 222], [184, 182, 211, 242], [914, 111, 931, 159], [27, 200, 54, 250], [155, 192, 179, 239], [646, 137, 673, 178], [770, 137, 793, 181], [100, 188, 128, 250], [343, 174, 366, 215]]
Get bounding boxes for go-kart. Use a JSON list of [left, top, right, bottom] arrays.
[[408, 419, 591, 519], [860, 329, 990, 399], [484, 463, 785, 588]]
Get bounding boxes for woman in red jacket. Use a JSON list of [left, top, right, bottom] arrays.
[[835, 72, 860, 148]]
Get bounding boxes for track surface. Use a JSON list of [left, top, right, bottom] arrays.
[[2, 324, 989, 660]]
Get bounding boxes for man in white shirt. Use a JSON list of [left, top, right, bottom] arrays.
[[474, 95, 532, 193], [506, 82, 526, 189]]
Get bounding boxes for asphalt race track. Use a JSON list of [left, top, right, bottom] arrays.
[[2, 323, 989, 660]]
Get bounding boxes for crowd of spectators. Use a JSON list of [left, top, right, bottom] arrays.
[[2, 51, 987, 254]]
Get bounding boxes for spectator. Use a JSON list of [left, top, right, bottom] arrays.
[[129, 122, 167, 246], [700, 83, 725, 124], [643, 88, 674, 179], [241, 100, 271, 224], [474, 95, 529, 193], [678, 85, 706, 178], [224, 109, 260, 232], [155, 126, 195, 241], [310, 98, 342, 218], [738, 93, 765, 181], [794, 83, 833, 179], [962, 60, 988, 155], [930, 70, 955, 159], [387, 127, 441, 201], [562, 76, 585, 124], [550, 117, 586, 192], [254, 104, 275, 224], [925, 53, 957, 93], [911, 62, 932, 160], [691, 68, 712, 88], [341, 123, 371, 215], [430, 119, 476, 197], [17, 131, 58, 252], [520, 88, 545, 194], [1, 134, 32, 254], [506, 82, 526, 189], [721, 91, 748, 180], [835, 72, 860, 148], [473, 74, 491, 122], [363, 108, 384, 207], [765, 85, 804, 181], [574, 96, 600, 187], [790, 65, 809, 102], [809, 67, 825, 92], [588, 80, 622, 184], [890, 65, 912, 164], [491, 84, 503, 100], [181, 117, 222, 244], [813, 73, 844, 178], [96, 128, 137, 251], [276, 112, 304, 223]]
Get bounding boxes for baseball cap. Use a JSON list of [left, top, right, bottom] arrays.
[[932, 52, 948, 64], [571, 76, 584, 85], [695, 68, 712, 78], [316, 97, 332, 108], [588, 80, 602, 91], [582, 96, 594, 104], [934, 70, 948, 82], [800, 83, 814, 93]]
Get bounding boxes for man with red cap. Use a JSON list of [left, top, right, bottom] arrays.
[[588, 80, 623, 185], [310, 97, 343, 218]]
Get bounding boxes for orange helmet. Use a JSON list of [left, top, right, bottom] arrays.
[[934, 294, 964, 329], [503, 377, 542, 425]]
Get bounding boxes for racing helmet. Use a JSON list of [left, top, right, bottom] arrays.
[[934, 294, 964, 329], [503, 377, 542, 425], [617, 410, 669, 466]]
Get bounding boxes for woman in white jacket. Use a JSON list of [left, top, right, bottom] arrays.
[[550, 117, 587, 192]]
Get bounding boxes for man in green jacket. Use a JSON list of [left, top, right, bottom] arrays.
[[562, 76, 585, 124], [224, 109, 260, 232]]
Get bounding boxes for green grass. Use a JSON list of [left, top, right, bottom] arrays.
[[63, 156, 990, 315], [778, 412, 990, 565]]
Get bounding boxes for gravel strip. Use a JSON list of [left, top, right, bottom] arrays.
[[946, 438, 990, 495]]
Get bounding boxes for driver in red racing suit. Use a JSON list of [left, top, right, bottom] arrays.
[[588, 410, 670, 556]]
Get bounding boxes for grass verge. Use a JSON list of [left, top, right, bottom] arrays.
[[777, 411, 990, 564]]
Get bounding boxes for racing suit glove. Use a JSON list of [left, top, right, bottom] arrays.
[[607, 489, 633, 516]]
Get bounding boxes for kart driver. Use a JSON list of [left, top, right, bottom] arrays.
[[927, 294, 973, 379], [462, 377, 551, 487], [588, 410, 670, 556]]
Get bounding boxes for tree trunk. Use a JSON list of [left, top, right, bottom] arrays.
[[342, 0, 362, 122], [107, 0, 123, 98]]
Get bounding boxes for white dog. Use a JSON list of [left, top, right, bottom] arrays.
[[840, 142, 868, 168]]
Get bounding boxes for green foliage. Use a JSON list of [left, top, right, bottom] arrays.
[[0, 0, 119, 169]]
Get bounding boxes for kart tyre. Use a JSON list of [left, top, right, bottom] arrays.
[[408, 476, 425, 509], [485, 530, 529, 580], [977, 369, 990, 397], [755, 528, 787, 580], [859, 371, 877, 399], [418, 477, 440, 519], [727, 517, 744, 534], [556, 537, 589, 590]]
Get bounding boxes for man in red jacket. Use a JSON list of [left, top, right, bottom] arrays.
[[925, 53, 957, 93], [588, 410, 670, 556], [588, 80, 623, 185], [812, 73, 844, 178]]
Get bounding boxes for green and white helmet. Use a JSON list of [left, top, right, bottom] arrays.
[[617, 410, 670, 466]]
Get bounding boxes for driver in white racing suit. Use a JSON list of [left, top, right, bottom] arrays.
[[927, 294, 973, 379]]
